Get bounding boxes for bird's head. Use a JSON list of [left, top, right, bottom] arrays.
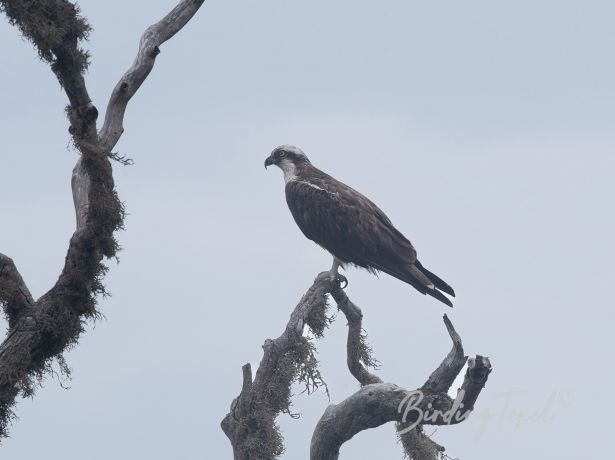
[[264, 145, 310, 179]]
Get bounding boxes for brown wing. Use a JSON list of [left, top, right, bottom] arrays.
[[285, 175, 456, 307], [285, 179, 417, 275]]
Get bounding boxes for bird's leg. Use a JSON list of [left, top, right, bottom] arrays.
[[315, 257, 348, 288], [330, 258, 348, 288]]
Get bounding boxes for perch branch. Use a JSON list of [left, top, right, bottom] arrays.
[[99, 0, 206, 152]]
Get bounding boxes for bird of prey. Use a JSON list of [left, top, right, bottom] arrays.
[[264, 145, 455, 307]]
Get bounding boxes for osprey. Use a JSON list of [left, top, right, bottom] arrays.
[[264, 145, 455, 307]]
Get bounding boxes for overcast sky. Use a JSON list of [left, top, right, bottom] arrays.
[[1, 1, 614, 459]]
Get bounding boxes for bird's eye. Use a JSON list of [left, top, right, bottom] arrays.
[[278, 151, 287, 158]]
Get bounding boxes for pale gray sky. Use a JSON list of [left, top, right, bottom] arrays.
[[1, 1, 614, 459]]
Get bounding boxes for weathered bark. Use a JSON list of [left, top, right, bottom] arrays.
[[0, 0, 204, 440], [310, 357, 492, 460]]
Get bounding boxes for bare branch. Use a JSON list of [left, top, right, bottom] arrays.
[[71, 158, 90, 231], [311, 359, 492, 460], [329, 288, 472, 460], [311, 382, 412, 460], [330, 284, 446, 459], [330, 286, 447, 459], [396, 315, 469, 460], [421, 314, 467, 394], [99, 0, 206, 152], [0, 254, 34, 327], [310, 312, 492, 460]]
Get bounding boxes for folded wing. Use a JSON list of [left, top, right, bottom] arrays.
[[285, 178, 454, 307]]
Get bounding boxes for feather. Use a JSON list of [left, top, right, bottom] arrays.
[[284, 161, 455, 307]]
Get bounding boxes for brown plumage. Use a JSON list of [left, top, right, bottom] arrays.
[[265, 145, 455, 307]]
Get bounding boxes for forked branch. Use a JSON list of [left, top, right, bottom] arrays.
[[312, 286, 492, 460]]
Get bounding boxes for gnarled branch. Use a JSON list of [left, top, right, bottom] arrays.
[[0, 0, 203, 440], [421, 314, 467, 394], [398, 313, 468, 460], [222, 278, 335, 460], [99, 0, 206, 152], [223, 276, 492, 460], [311, 289, 492, 460]]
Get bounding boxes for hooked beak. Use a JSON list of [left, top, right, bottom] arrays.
[[264, 155, 275, 169]]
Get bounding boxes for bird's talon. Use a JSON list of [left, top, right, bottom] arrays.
[[314, 271, 347, 288], [336, 274, 348, 289]]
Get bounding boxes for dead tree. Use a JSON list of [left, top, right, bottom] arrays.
[[222, 278, 492, 459], [0, 0, 205, 440]]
